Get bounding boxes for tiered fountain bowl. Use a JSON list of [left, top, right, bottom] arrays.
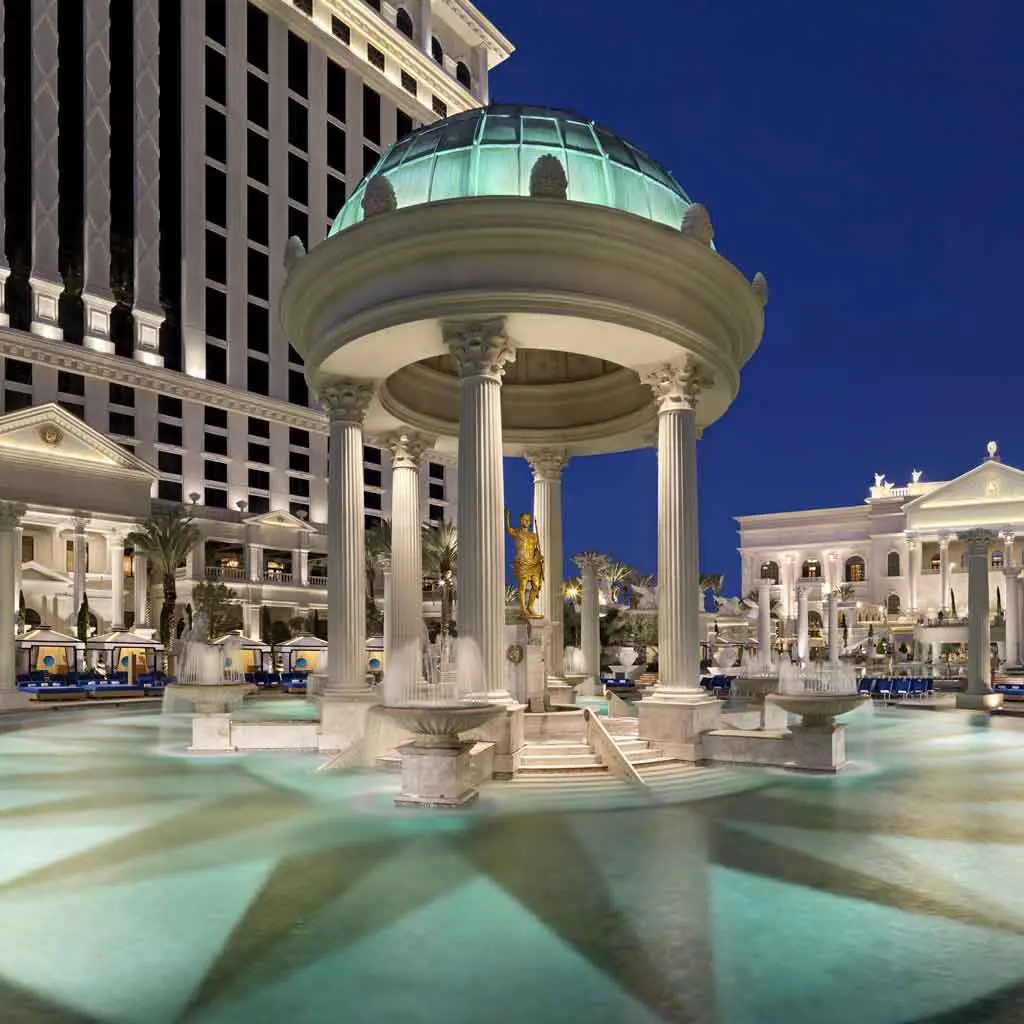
[[766, 692, 868, 729], [164, 682, 254, 715], [372, 701, 504, 748]]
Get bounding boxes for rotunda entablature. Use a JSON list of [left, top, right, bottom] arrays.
[[282, 197, 764, 456]]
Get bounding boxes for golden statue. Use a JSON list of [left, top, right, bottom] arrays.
[[506, 509, 545, 619]]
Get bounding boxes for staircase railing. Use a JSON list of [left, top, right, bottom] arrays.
[[603, 687, 637, 718], [582, 708, 646, 788]]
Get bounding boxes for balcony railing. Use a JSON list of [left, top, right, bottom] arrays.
[[205, 566, 246, 582], [309, 574, 328, 586], [263, 572, 294, 585]]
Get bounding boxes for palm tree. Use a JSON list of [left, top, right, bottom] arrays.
[[364, 519, 392, 633], [600, 560, 633, 605], [126, 509, 199, 659], [422, 520, 457, 639], [831, 583, 856, 604], [563, 577, 582, 605]]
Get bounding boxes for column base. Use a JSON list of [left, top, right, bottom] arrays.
[[82, 291, 116, 354], [649, 684, 713, 704], [395, 740, 480, 808], [29, 276, 64, 341], [133, 308, 165, 366], [318, 690, 380, 753], [956, 691, 1004, 711]]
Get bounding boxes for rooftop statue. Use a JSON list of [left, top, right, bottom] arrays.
[[506, 509, 544, 619], [911, 469, 923, 483]]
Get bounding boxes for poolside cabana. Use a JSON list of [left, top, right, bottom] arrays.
[[281, 634, 328, 673], [87, 630, 164, 681], [212, 631, 270, 674], [18, 627, 85, 676]]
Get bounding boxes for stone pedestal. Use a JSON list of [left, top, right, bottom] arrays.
[[639, 696, 721, 761], [189, 713, 234, 753], [547, 681, 576, 706], [504, 616, 548, 711], [956, 691, 1004, 711], [787, 725, 846, 773], [395, 740, 479, 807], [318, 692, 380, 752], [462, 703, 525, 778]]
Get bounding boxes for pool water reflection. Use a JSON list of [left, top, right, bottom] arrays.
[[2, 704, 1024, 1023]]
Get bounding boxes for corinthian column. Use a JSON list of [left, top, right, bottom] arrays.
[[526, 448, 569, 680], [82, 0, 115, 353], [443, 319, 515, 700], [907, 539, 920, 613], [1005, 566, 1020, 667], [109, 531, 125, 628], [0, 503, 27, 700], [383, 429, 433, 695], [796, 584, 809, 663], [957, 530, 1001, 709], [642, 357, 712, 697], [319, 379, 375, 694], [573, 553, 606, 689], [30, 0, 63, 340], [133, 554, 149, 628], [939, 536, 951, 613], [133, 0, 164, 364], [71, 515, 90, 620]]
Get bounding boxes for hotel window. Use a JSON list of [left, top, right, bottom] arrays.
[[396, 8, 413, 38], [887, 551, 901, 577], [288, 206, 308, 249], [397, 109, 414, 139], [247, 131, 269, 184], [109, 383, 135, 407], [759, 561, 779, 583], [109, 411, 135, 436], [248, 494, 270, 514], [205, 487, 228, 509], [205, 287, 227, 339], [456, 62, 471, 90], [158, 480, 183, 503], [247, 73, 269, 129], [365, 513, 381, 531], [429, 482, 444, 501], [365, 491, 383, 511], [248, 468, 270, 490], [205, 406, 228, 429], [21, 535, 34, 563], [204, 432, 229, 456], [364, 0, 381, 11], [248, 441, 270, 463], [157, 451, 183, 475], [288, 344, 303, 366], [364, 467, 382, 487], [364, 445, 381, 465], [327, 175, 345, 219], [248, 416, 270, 438], [886, 593, 901, 616], [289, 451, 310, 473], [289, 477, 310, 498], [401, 71, 417, 97], [431, 37, 443, 65], [205, 230, 227, 284], [290, 502, 309, 520], [327, 124, 346, 173], [205, 47, 227, 106], [6, 359, 32, 385], [158, 395, 182, 418], [247, 303, 269, 354], [432, 96, 448, 119], [247, 3, 269, 70], [331, 16, 350, 44], [428, 462, 444, 480], [66, 540, 90, 573], [800, 560, 820, 579], [204, 459, 228, 483], [206, 166, 227, 227], [288, 32, 308, 96], [290, 427, 309, 448], [247, 357, 269, 396], [206, 107, 227, 162], [288, 98, 308, 151], [59, 402, 85, 420], [206, 342, 227, 383], [367, 44, 385, 72], [930, 552, 941, 572], [363, 146, 379, 175], [429, 504, 444, 522], [58, 371, 85, 396], [4, 391, 32, 413], [844, 556, 866, 583], [289, 370, 308, 406], [327, 61, 346, 121], [293, 0, 313, 15], [992, 550, 1004, 568], [248, 249, 270, 299], [157, 422, 183, 446], [288, 154, 308, 206], [205, 0, 226, 44], [363, 85, 381, 143]]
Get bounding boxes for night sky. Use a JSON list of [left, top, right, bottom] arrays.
[[490, 0, 1023, 593]]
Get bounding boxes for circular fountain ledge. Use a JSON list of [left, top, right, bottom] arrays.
[[767, 692, 869, 729], [372, 701, 504, 748]]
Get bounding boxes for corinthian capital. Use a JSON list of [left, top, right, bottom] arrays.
[[317, 378, 375, 424], [0, 501, 26, 530], [525, 447, 569, 482], [442, 318, 516, 381], [641, 357, 714, 413], [382, 428, 434, 470], [573, 551, 608, 575], [959, 528, 998, 552]]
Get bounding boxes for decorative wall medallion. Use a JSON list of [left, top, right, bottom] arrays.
[[506, 644, 524, 665], [986, 479, 1001, 497], [39, 425, 63, 447]]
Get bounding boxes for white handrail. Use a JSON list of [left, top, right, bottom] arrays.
[[603, 687, 635, 718], [583, 708, 646, 788]]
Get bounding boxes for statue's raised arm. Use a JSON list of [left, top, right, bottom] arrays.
[[505, 507, 514, 536]]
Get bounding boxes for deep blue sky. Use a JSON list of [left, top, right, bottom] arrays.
[[491, 0, 1024, 592]]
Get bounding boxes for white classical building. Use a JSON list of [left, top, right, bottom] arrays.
[[0, 2, 512, 635], [737, 444, 1024, 665]]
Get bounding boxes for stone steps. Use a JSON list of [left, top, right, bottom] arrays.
[[518, 740, 606, 774]]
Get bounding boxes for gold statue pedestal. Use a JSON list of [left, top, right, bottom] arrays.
[[504, 611, 550, 712]]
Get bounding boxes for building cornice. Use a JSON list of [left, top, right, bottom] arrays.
[[0, 328, 330, 434], [436, 0, 515, 62], [736, 505, 867, 524]]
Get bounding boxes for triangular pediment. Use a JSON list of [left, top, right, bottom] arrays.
[[20, 560, 71, 583], [904, 461, 1024, 511], [244, 509, 317, 531], [0, 404, 158, 478]]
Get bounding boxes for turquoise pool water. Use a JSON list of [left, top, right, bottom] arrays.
[[2, 704, 1024, 1023]]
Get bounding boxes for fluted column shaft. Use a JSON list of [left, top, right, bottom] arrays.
[[575, 556, 603, 685], [757, 580, 772, 662], [796, 585, 809, 662], [83, 0, 114, 351], [964, 532, 993, 693], [72, 517, 89, 618], [134, 554, 149, 628], [14, 528, 23, 609], [0, 504, 26, 688], [1004, 567, 1019, 666], [385, 431, 432, 690], [828, 593, 840, 666], [939, 538, 951, 613], [381, 559, 393, 673], [0, 5, 9, 324], [643, 359, 711, 695], [527, 449, 568, 679], [445, 320, 514, 698], [908, 541, 920, 613], [109, 533, 125, 628], [320, 380, 374, 694], [30, 0, 63, 339]]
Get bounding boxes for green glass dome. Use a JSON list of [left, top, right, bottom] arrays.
[[328, 104, 694, 236]]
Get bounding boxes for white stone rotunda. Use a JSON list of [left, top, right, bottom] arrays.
[[281, 105, 766, 758]]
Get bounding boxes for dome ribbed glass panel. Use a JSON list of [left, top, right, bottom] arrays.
[[327, 104, 693, 236]]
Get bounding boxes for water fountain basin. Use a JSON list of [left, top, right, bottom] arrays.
[[164, 682, 254, 715], [372, 701, 504, 748], [767, 692, 869, 729]]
